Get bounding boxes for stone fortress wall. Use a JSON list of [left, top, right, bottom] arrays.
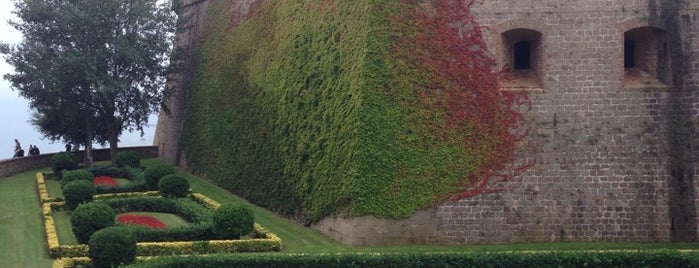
[[428, 0, 699, 245], [155, 0, 699, 245]]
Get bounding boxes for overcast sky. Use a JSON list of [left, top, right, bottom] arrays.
[[0, 0, 156, 159]]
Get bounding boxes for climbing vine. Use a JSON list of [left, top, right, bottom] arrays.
[[182, 0, 530, 223], [389, 0, 530, 200]]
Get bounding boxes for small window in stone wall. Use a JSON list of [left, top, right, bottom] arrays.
[[623, 26, 670, 89], [514, 41, 531, 69], [501, 28, 543, 90], [624, 40, 635, 68]]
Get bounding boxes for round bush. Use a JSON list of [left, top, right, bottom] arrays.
[[51, 152, 79, 179], [115, 151, 141, 168], [63, 180, 96, 210], [143, 164, 175, 190], [89, 226, 137, 268], [89, 165, 134, 179], [212, 203, 255, 239], [158, 174, 190, 198], [71, 202, 115, 244], [61, 169, 95, 189]]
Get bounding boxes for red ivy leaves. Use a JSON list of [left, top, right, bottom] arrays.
[[396, 0, 530, 199], [118, 214, 166, 229]]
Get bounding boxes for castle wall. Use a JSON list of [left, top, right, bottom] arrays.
[[154, 0, 261, 167], [436, 0, 699, 244], [314, 0, 699, 245], [154, 0, 214, 166], [158, 0, 699, 245]]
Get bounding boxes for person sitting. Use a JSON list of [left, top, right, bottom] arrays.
[[13, 148, 24, 158], [28, 145, 40, 156]]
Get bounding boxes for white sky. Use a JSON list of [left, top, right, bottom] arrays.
[[0, 0, 156, 158]]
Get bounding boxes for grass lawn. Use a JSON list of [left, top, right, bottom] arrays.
[[0, 168, 54, 268], [45, 177, 61, 199], [52, 211, 78, 245], [159, 158, 350, 253], [3, 159, 699, 268]]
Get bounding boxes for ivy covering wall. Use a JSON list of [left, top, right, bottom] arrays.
[[182, 0, 527, 223]]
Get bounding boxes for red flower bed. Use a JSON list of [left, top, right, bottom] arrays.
[[118, 214, 166, 229], [94, 176, 118, 187]]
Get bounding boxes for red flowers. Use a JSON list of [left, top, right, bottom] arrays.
[[117, 214, 166, 229], [94, 176, 118, 186]]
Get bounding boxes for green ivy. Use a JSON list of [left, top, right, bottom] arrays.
[[182, 0, 507, 222]]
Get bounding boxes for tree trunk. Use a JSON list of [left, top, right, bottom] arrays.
[[84, 141, 94, 168], [83, 120, 95, 168], [106, 116, 119, 167]]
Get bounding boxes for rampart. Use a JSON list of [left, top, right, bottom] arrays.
[[0, 146, 158, 178], [156, 0, 699, 245]]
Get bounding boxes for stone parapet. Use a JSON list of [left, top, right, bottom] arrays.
[[0, 146, 158, 178]]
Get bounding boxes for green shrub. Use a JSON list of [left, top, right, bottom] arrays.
[[115, 151, 141, 168], [71, 202, 115, 244], [143, 164, 175, 190], [89, 165, 134, 178], [51, 152, 79, 179], [158, 174, 190, 198], [90, 166, 149, 194], [213, 203, 254, 239], [89, 226, 137, 268], [61, 169, 95, 189], [63, 180, 96, 210], [101, 196, 214, 242], [120, 250, 699, 268]]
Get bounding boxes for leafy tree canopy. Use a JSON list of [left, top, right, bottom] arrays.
[[0, 0, 178, 166]]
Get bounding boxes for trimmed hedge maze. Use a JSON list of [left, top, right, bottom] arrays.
[[36, 172, 281, 266]]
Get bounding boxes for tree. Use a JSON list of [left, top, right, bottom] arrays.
[[1, 0, 177, 166], [31, 98, 107, 166]]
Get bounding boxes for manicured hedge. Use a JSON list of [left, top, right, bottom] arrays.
[[61, 169, 95, 189], [63, 180, 96, 210], [90, 166, 149, 194], [71, 202, 116, 244], [101, 196, 214, 242], [135, 223, 281, 256], [89, 227, 138, 268], [120, 250, 699, 268], [39, 180, 282, 259], [37, 172, 58, 203], [143, 164, 175, 190], [51, 152, 79, 179], [44, 200, 280, 259], [158, 174, 190, 198], [115, 150, 141, 168], [212, 203, 254, 239]]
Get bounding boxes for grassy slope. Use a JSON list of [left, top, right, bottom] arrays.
[[163, 160, 350, 252], [52, 211, 77, 245], [0, 169, 54, 268]]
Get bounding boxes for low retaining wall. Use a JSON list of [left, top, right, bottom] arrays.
[[0, 146, 158, 178], [312, 209, 441, 246]]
